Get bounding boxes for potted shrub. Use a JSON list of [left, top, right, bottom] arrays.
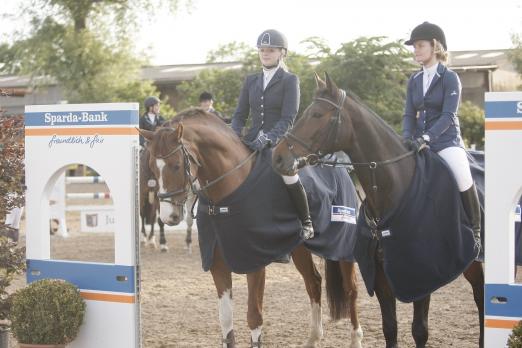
[[508, 320, 522, 348], [10, 279, 86, 348], [0, 235, 26, 348]]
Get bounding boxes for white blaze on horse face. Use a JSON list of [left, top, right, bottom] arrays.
[[218, 288, 233, 341], [156, 159, 174, 223]]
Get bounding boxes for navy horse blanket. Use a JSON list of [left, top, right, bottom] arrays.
[[355, 149, 483, 303], [196, 149, 358, 274]]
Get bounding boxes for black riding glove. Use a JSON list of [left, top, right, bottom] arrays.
[[250, 132, 272, 151], [403, 136, 429, 153]]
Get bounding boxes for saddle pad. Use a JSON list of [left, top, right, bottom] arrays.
[[197, 148, 358, 274], [354, 150, 478, 303]]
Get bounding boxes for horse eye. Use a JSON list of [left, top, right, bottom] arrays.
[[173, 164, 180, 171], [312, 112, 323, 118]]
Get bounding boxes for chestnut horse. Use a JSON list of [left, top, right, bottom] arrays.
[[139, 146, 197, 253], [271, 73, 484, 348], [140, 109, 363, 348]]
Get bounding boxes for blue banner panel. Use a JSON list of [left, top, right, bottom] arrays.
[[27, 259, 136, 294]]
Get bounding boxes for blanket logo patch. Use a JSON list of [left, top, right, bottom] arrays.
[[331, 206, 356, 224], [516, 204, 521, 223]]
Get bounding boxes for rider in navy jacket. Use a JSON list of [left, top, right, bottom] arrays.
[[403, 22, 481, 254], [403, 63, 463, 153], [231, 29, 314, 247], [231, 67, 299, 146]]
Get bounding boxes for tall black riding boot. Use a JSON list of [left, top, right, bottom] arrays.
[[461, 183, 482, 254], [286, 180, 315, 240]]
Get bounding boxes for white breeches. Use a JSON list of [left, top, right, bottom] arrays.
[[437, 146, 473, 192], [282, 174, 299, 185]]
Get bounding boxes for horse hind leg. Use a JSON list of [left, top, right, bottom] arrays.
[[463, 260, 484, 348], [210, 248, 235, 348], [338, 261, 363, 348], [412, 295, 430, 348], [291, 244, 323, 348]]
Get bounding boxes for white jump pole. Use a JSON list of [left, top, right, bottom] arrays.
[[485, 92, 522, 347], [24, 103, 141, 348]]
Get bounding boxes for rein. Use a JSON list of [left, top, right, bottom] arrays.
[[155, 139, 256, 213]]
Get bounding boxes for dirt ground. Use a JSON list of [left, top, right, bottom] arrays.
[[8, 218, 494, 348], [6, 182, 517, 347]]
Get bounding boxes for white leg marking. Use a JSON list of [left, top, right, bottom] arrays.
[[305, 301, 323, 347], [219, 289, 233, 342], [350, 325, 364, 348], [251, 326, 262, 345]]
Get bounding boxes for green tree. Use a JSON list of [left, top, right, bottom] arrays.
[[309, 36, 415, 131], [459, 101, 485, 149], [0, 0, 186, 116]]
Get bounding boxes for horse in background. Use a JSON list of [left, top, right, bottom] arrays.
[[140, 109, 363, 348], [272, 73, 484, 348]]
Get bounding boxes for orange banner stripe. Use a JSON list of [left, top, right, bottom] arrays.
[[80, 292, 135, 304], [25, 127, 138, 136], [485, 121, 522, 130], [484, 318, 520, 329]]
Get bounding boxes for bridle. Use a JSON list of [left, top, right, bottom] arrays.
[[283, 89, 346, 165], [282, 88, 415, 194], [155, 142, 200, 207], [154, 137, 257, 208]]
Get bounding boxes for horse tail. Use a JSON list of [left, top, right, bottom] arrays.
[[325, 259, 350, 321]]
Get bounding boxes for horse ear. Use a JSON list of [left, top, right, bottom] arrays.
[[324, 72, 338, 95], [174, 122, 184, 140], [314, 72, 326, 89], [137, 128, 154, 141]]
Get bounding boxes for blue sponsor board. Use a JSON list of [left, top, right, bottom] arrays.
[[485, 101, 522, 119], [25, 110, 139, 127]]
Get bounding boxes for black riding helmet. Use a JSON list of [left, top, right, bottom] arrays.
[[144, 96, 160, 110], [405, 22, 447, 50], [257, 29, 288, 51]]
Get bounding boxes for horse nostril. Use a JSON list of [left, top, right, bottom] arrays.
[[275, 154, 282, 164]]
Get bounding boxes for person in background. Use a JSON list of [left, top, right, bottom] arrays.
[[402, 21, 481, 254], [139, 96, 165, 147], [199, 91, 230, 124]]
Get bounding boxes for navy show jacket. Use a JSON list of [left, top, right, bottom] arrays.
[[402, 63, 464, 152], [231, 67, 300, 145]]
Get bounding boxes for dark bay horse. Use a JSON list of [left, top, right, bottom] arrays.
[[140, 109, 363, 348], [271, 73, 484, 348], [140, 147, 196, 253]]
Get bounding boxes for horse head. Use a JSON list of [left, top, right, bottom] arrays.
[[272, 72, 352, 176], [140, 123, 198, 226]]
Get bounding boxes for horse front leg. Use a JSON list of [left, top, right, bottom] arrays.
[[184, 196, 195, 254], [291, 244, 323, 348], [339, 261, 363, 348], [157, 217, 168, 252], [147, 219, 157, 249], [247, 267, 265, 348], [412, 295, 430, 348], [463, 260, 484, 348], [210, 248, 235, 348], [375, 257, 398, 348]]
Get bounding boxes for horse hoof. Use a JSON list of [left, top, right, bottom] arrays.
[[160, 244, 169, 252]]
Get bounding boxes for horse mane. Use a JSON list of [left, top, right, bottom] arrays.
[[316, 87, 400, 139], [168, 107, 237, 135]]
